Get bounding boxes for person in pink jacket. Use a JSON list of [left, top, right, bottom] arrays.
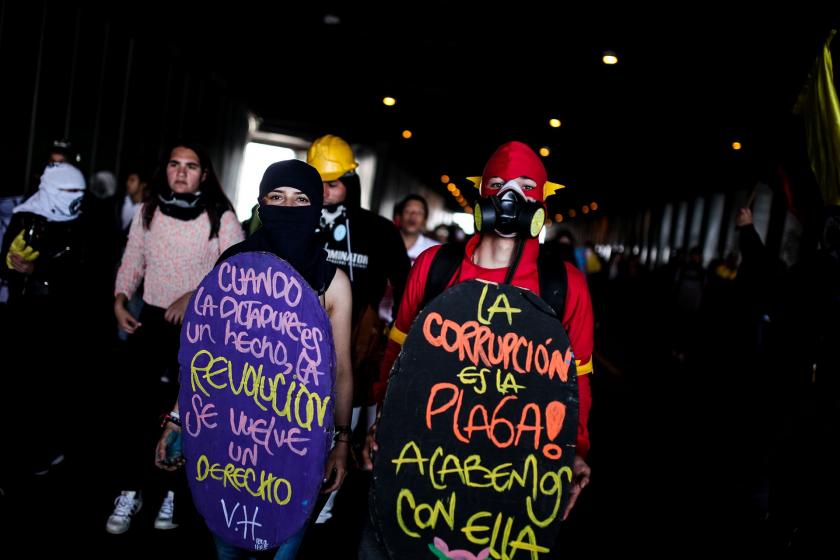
[[106, 142, 244, 535]]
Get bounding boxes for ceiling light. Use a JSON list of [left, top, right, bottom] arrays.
[[402, 129, 413, 139], [539, 147, 550, 157], [549, 118, 562, 128], [383, 97, 396, 107], [602, 51, 618, 65]]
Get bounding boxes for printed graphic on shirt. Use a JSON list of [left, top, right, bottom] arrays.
[[325, 248, 369, 269]]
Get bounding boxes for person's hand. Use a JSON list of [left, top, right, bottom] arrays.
[[562, 454, 591, 521], [164, 291, 193, 325], [8, 252, 35, 274], [736, 207, 753, 227], [155, 423, 184, 472], [361, 421, 379, 471], [322, 441, 349, 493], [115, 296, 141, 334], [6, 230, 39, 272]]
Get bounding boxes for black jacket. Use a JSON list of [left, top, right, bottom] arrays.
[[320, 205, 409, 323], [1, 211, 88, 300]]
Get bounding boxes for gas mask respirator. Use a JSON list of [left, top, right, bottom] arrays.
[[474, 181, 546, 238]]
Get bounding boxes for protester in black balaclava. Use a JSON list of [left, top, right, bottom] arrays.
[[218, 159, 332, 293], [178, 159, 354, 559]]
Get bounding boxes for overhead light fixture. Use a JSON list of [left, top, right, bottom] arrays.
[[539, 147, 550, 157], [732, 141, 742, 151], [440, 175, 450, 183], [555, 213, 564, 222], [402, 129, 413, 139], [602, 51, 618, 65], [590, 202, 599, 211], [582, 206, 590, 214], [549, 118, 562, 128], [383, 96, 396, 106]]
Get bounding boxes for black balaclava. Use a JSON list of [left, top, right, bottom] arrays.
[[257, 160, 327, 289]]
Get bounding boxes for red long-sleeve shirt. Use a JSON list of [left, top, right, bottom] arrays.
[[373, 235, 594, 458]]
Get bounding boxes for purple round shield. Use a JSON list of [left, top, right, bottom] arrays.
[[178, 252, 335, 551]]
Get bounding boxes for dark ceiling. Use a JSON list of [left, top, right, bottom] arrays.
[[114, 5, 837, 210]]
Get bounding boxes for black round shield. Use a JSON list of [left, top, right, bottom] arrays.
[[372, 280, 579, 559]]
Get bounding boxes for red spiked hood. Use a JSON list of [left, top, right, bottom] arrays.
[[480, 141, 548, 202]]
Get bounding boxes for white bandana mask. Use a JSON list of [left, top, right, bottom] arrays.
[[14, 163, 86, 221]]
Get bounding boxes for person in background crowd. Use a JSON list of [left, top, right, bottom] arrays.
[[105, 141, 243, 535], [306, 134, 409, 446], [1, 161, 89, 477]]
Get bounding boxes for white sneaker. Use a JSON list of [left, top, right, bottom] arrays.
[[106, 491, 142, 534], [154, 491, 178, 530]]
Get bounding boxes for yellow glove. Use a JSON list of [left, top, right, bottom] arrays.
[[5, 230, 40, 269]]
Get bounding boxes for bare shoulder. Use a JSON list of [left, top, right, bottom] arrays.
[[326, 268, 352, 309], [329, 268, 351, 292]]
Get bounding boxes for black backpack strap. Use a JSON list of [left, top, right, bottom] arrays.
[[423, 241, 568, 320], [538, 247, 568, 320], [422, 241, 466, 308]]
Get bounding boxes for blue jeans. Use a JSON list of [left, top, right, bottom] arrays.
[[213, 525, 306, 560]]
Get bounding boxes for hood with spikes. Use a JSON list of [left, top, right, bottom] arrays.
[[468, 141, 564, 202]]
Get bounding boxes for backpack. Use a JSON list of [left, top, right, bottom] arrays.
[[421, 241, 568, 319]]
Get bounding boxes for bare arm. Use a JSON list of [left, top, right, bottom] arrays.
[[323, 268, 353, 492]]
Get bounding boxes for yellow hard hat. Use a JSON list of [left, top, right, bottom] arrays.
[[307, 135, 359, 181]]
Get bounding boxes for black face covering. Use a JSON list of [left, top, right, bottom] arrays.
[[158, 191, 206, 221], [255, 160, 328, 290], [258, 204, 325, 287]]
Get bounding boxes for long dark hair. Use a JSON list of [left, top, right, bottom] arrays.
[[143, 141, 234, 239]]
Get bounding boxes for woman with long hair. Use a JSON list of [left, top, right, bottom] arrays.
[[106, 142, 244, 535]]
